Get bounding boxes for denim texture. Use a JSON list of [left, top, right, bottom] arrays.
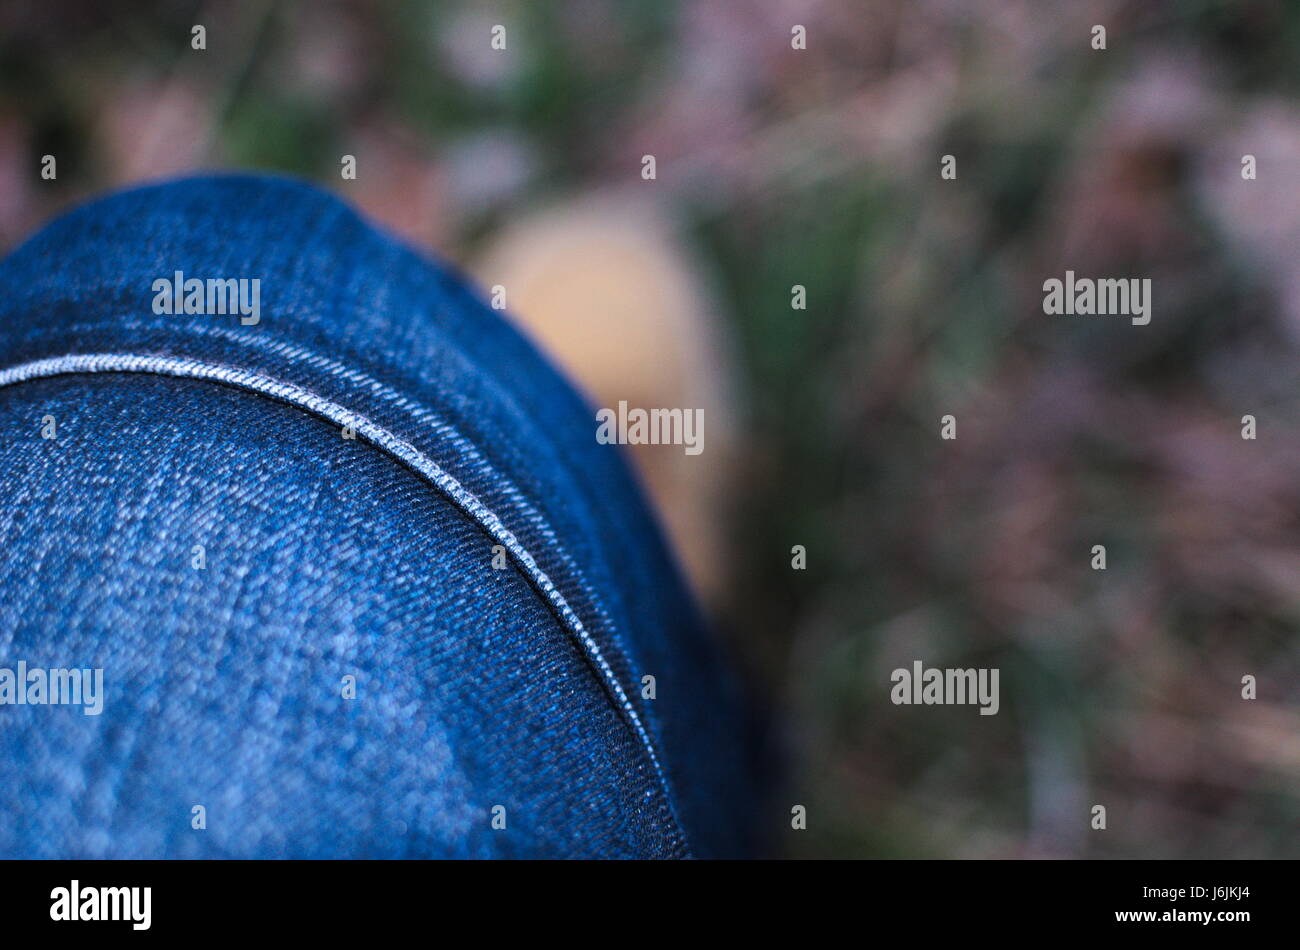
[[0, 175, 758, 858]]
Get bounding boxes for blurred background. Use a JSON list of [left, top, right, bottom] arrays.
[[1, 0, 1297, 858]]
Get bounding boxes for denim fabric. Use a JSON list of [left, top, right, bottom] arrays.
[[0, 175, 758, 858]]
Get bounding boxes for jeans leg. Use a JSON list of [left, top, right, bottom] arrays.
[[0, 175, 759, 858]]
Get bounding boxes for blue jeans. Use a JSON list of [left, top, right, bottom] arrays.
[[0, 175, 758, 858]]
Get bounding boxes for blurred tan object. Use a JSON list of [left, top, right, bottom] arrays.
[[473, 192, 739, 610]]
